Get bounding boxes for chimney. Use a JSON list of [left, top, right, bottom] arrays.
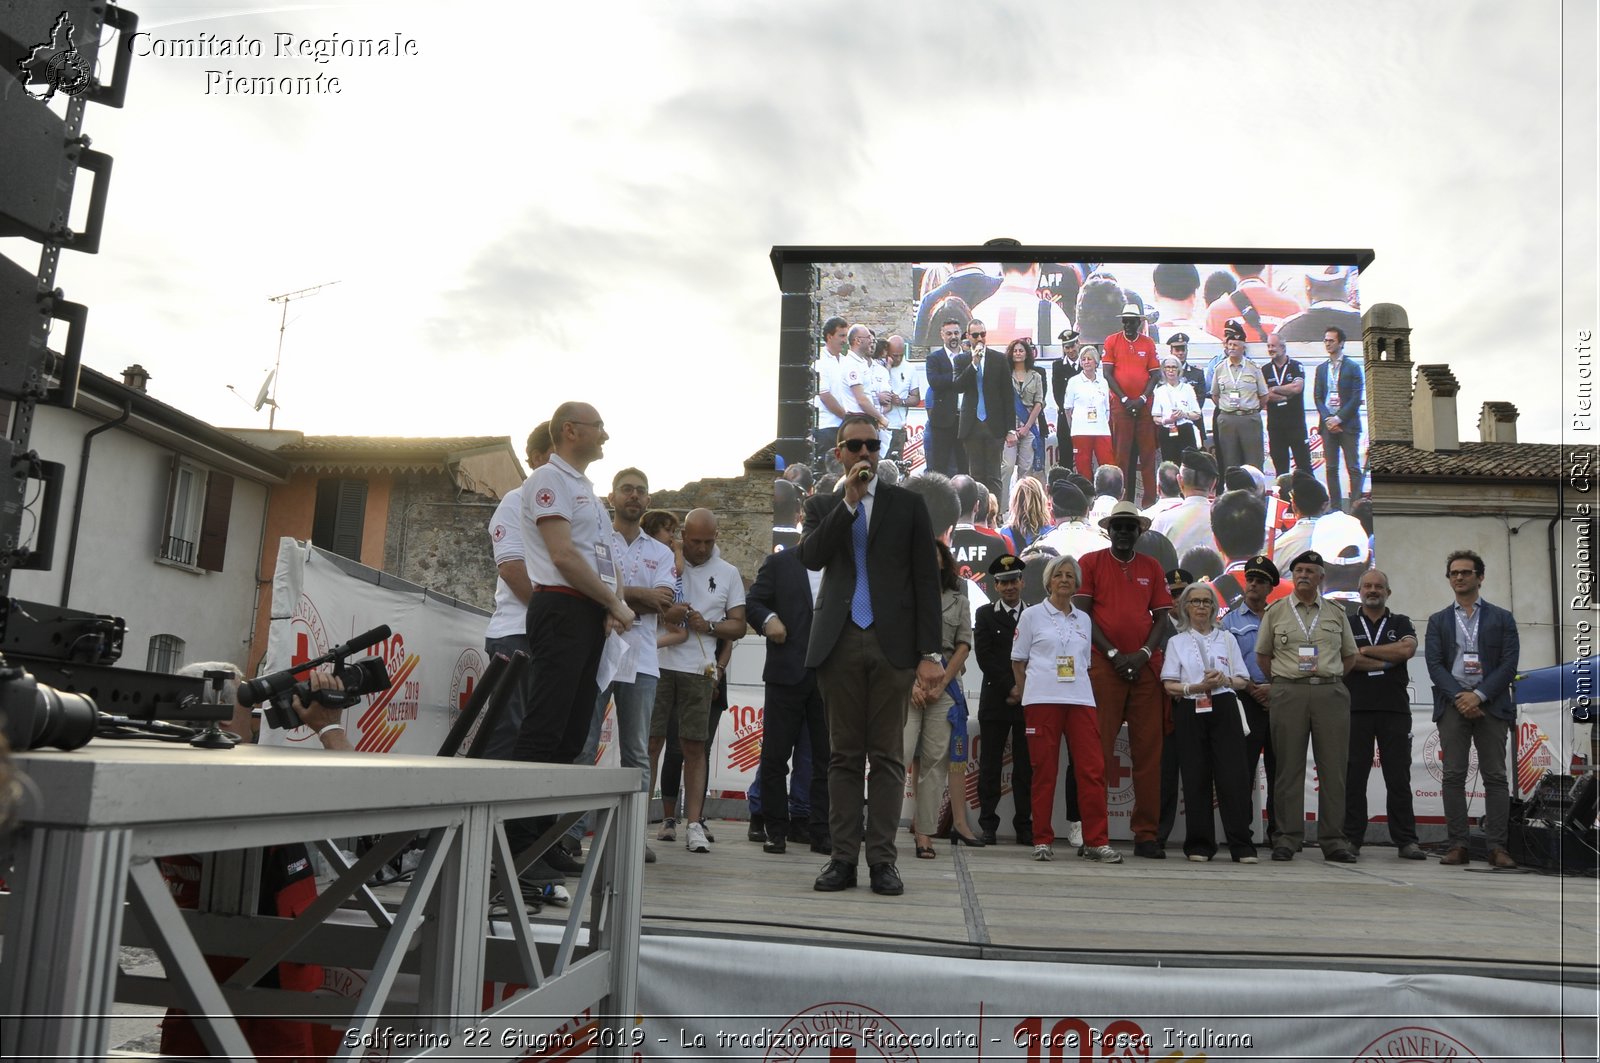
[[1479, 401, 1519, 443], [1361, 303, 1414, 444], [1412, 365, 1460, 452], [121, 364, 151, 392]]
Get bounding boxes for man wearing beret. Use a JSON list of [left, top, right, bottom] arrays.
[[974, 554, 1038, 846], [1222, 554, 1281, 846], [1050, 329, 1082, 465], [1210, 320, 1269, 477], [1255, 550, 1360, 862]]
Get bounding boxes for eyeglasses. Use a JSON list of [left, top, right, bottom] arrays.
[[840, 438, 882, 453], [1448, 568, 1477, 578], [569, 419, 605, 431], [615, 484, 647, 496]]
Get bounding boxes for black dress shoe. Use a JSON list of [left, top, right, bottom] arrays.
[[869, 862, 904, 896], [809, 833, 833, 855], [979, 831, 998, 846], [1271, 846, 1295, 862], [1133, 840, 1166, 860], [747, 815, 766, 843], [813, 859, 857, 891], [542, 846, 584, 874], [1015, 828, 1034, 846], [1325, 848, 1358, 863], [763, 833, 787, 855]]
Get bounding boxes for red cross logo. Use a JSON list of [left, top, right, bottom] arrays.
[[535, 488, 555, 508], [1105, 748, 1133, 790]]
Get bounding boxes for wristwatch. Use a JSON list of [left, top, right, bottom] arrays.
[[921, 653, 942, 663]]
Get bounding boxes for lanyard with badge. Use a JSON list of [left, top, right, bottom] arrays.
[[1191, 629, 1230, 712], [1327, 360, 1342, 410], [1291, 599, 1321, 674], [1267, 360, 1292, 408], [593, 505, 617, 590], [1358, 614, 1388, 676], [1047, 608, 1079, 683], [1222, 362, 1250, 411], [1457, 607, 1482, 680]]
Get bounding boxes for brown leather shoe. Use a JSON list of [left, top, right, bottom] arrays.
[[1439, 846, 1470, 866], [1488, 848, 1519, 869]]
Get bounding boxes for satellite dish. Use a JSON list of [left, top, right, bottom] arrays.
[[252, 370, 276, 412]]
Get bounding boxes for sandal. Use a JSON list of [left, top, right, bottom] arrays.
[[915, 845, 937, 859]]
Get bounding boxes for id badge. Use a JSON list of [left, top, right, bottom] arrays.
[[1462, 651, 1482, 678], [1226, 389, 1242, 404], [595, 541, 617, 589], [1195, 693, 1213, 713], [1166, 425, 1179, 437], [1297, 644, 1317, 673], [1056, 654, 1076, 681], [1329, 393, 1341, 410], [1087, 408, 1098, 423]]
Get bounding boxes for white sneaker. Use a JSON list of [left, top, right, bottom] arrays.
[[686, 821, 711, 853], [1032, 844, 1054, 861], [1064, 820, 1084, 848], [1082, 844, 1123, 864], [657, 817, 676, 842], [1187, 853, 1211, 863], [538, 883, 572, 907]]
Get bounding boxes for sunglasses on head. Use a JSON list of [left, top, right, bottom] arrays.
[[840, 438, 882, 453]]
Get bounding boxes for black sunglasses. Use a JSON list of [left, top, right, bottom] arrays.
[[840, 438, 882, 453]]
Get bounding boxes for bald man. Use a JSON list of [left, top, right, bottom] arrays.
[[648, 508, 746, 854]]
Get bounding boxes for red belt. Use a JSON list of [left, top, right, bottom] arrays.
[[533, 584, 586, 599]]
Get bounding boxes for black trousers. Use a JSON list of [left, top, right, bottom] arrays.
[[977, 717, 1044, 836], [1344, 710, 1419, 847], [1173, 693, 1256, 858], [758, 673, 830, 840], [1239, 691, 1277, 843], [1157, 728, 1181, 844], [1267, 420, 1313, 478], [1157, 421, 1204, 465], [506, 592, 606, 854]]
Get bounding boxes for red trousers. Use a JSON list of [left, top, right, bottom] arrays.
[[1024, 703, 1109, 847], [1073, 435, 1115, 478], [1108, 402, 1158, 502], [1088, 657, 1165, 842]]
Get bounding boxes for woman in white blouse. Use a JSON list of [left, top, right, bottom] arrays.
[[1150, 353, 1204, 464], [1061, 345, 1113, 478], [1158, 582, 1258, 863], [1009, 554, 1121, 864]]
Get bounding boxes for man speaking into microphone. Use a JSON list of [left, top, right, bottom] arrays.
[[800, 414, 943, 897]]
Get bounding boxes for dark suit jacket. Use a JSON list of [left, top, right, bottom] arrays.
[[798, 483, 941, 670], [744, 546, 814, 687], [973, 601, 1024, 721], [954, 347, 1016, 440], [1423, 598, 1520, 722], [924, 347, 960, 428], [1314, 356, 1364, 431], [1051, 358, 1079, 414]]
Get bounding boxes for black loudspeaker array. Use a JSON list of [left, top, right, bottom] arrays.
[[775, 260, 819, 475], [0, 0, 138, 600]]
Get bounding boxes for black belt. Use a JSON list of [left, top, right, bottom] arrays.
[[1275, 676, 1340, 685]]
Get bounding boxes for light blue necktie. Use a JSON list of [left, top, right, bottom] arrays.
[[975, 355, 987, 421], [850, 504, 873, 628]]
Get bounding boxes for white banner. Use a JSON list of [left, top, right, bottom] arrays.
[[258, 537, 492, 755], [709, 638, 1579, 841], [639, 936, 1593, 1062]]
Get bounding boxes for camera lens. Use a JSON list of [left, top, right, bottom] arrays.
[[0, 670, 97, 752]]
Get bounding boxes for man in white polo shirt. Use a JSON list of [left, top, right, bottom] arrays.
[[507, 402, 636, 869], [648, 508, 746, 854], [482, 421, 553, 759]]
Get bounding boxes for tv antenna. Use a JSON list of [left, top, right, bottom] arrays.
[[266, 280, 340, 428]]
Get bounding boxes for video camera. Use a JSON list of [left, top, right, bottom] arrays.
[[0, 658, 97, 752], [239, 625, 394, 732]]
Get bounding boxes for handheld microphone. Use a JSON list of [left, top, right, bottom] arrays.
[[854, 466, 873, 482]]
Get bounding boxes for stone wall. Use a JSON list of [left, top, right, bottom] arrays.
[[648, 450, 776, 588], [813, 261, 918, 339], [382, 470, 499, 611]]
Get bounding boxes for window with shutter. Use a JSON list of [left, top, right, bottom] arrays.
[[196, 471, 234, 571], [159, 459, 206, 566], [311, 478, 368, 562]]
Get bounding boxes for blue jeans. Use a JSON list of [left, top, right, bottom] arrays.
[[566, 673, 657, 840]]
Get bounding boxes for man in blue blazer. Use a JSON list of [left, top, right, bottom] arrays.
[[800, 415, 944, 896], [1423, 549, 1521, 868], [1313, 326, 1365, 511], [923, 318, 964, 476], [953, 318, 1017, 503], [744, 544, 830, 855]]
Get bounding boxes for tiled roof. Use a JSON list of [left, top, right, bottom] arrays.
[[274, 435, 507, 455], [1369, 441, 1585, 481]]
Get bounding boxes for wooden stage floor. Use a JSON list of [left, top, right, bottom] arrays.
[[625, 818, 1598, 984]]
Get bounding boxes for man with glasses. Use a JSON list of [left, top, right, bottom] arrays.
[[800, 414, 944, 896], [1262, 333, 1312, 478], [1211, 319, 1269, 477], [509, 402, 636, 886], [955, 318, 1016, 503], [924, 318, 965, 476], [1424, 550, 1521, 869], [1221, 554, 1282, 849]]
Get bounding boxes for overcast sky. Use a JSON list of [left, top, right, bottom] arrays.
[[5, 0, 1592, 490]]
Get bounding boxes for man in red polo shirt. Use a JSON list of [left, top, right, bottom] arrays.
[[1101, 303, 1161, 504], [1074, 500, 1174, 859]]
